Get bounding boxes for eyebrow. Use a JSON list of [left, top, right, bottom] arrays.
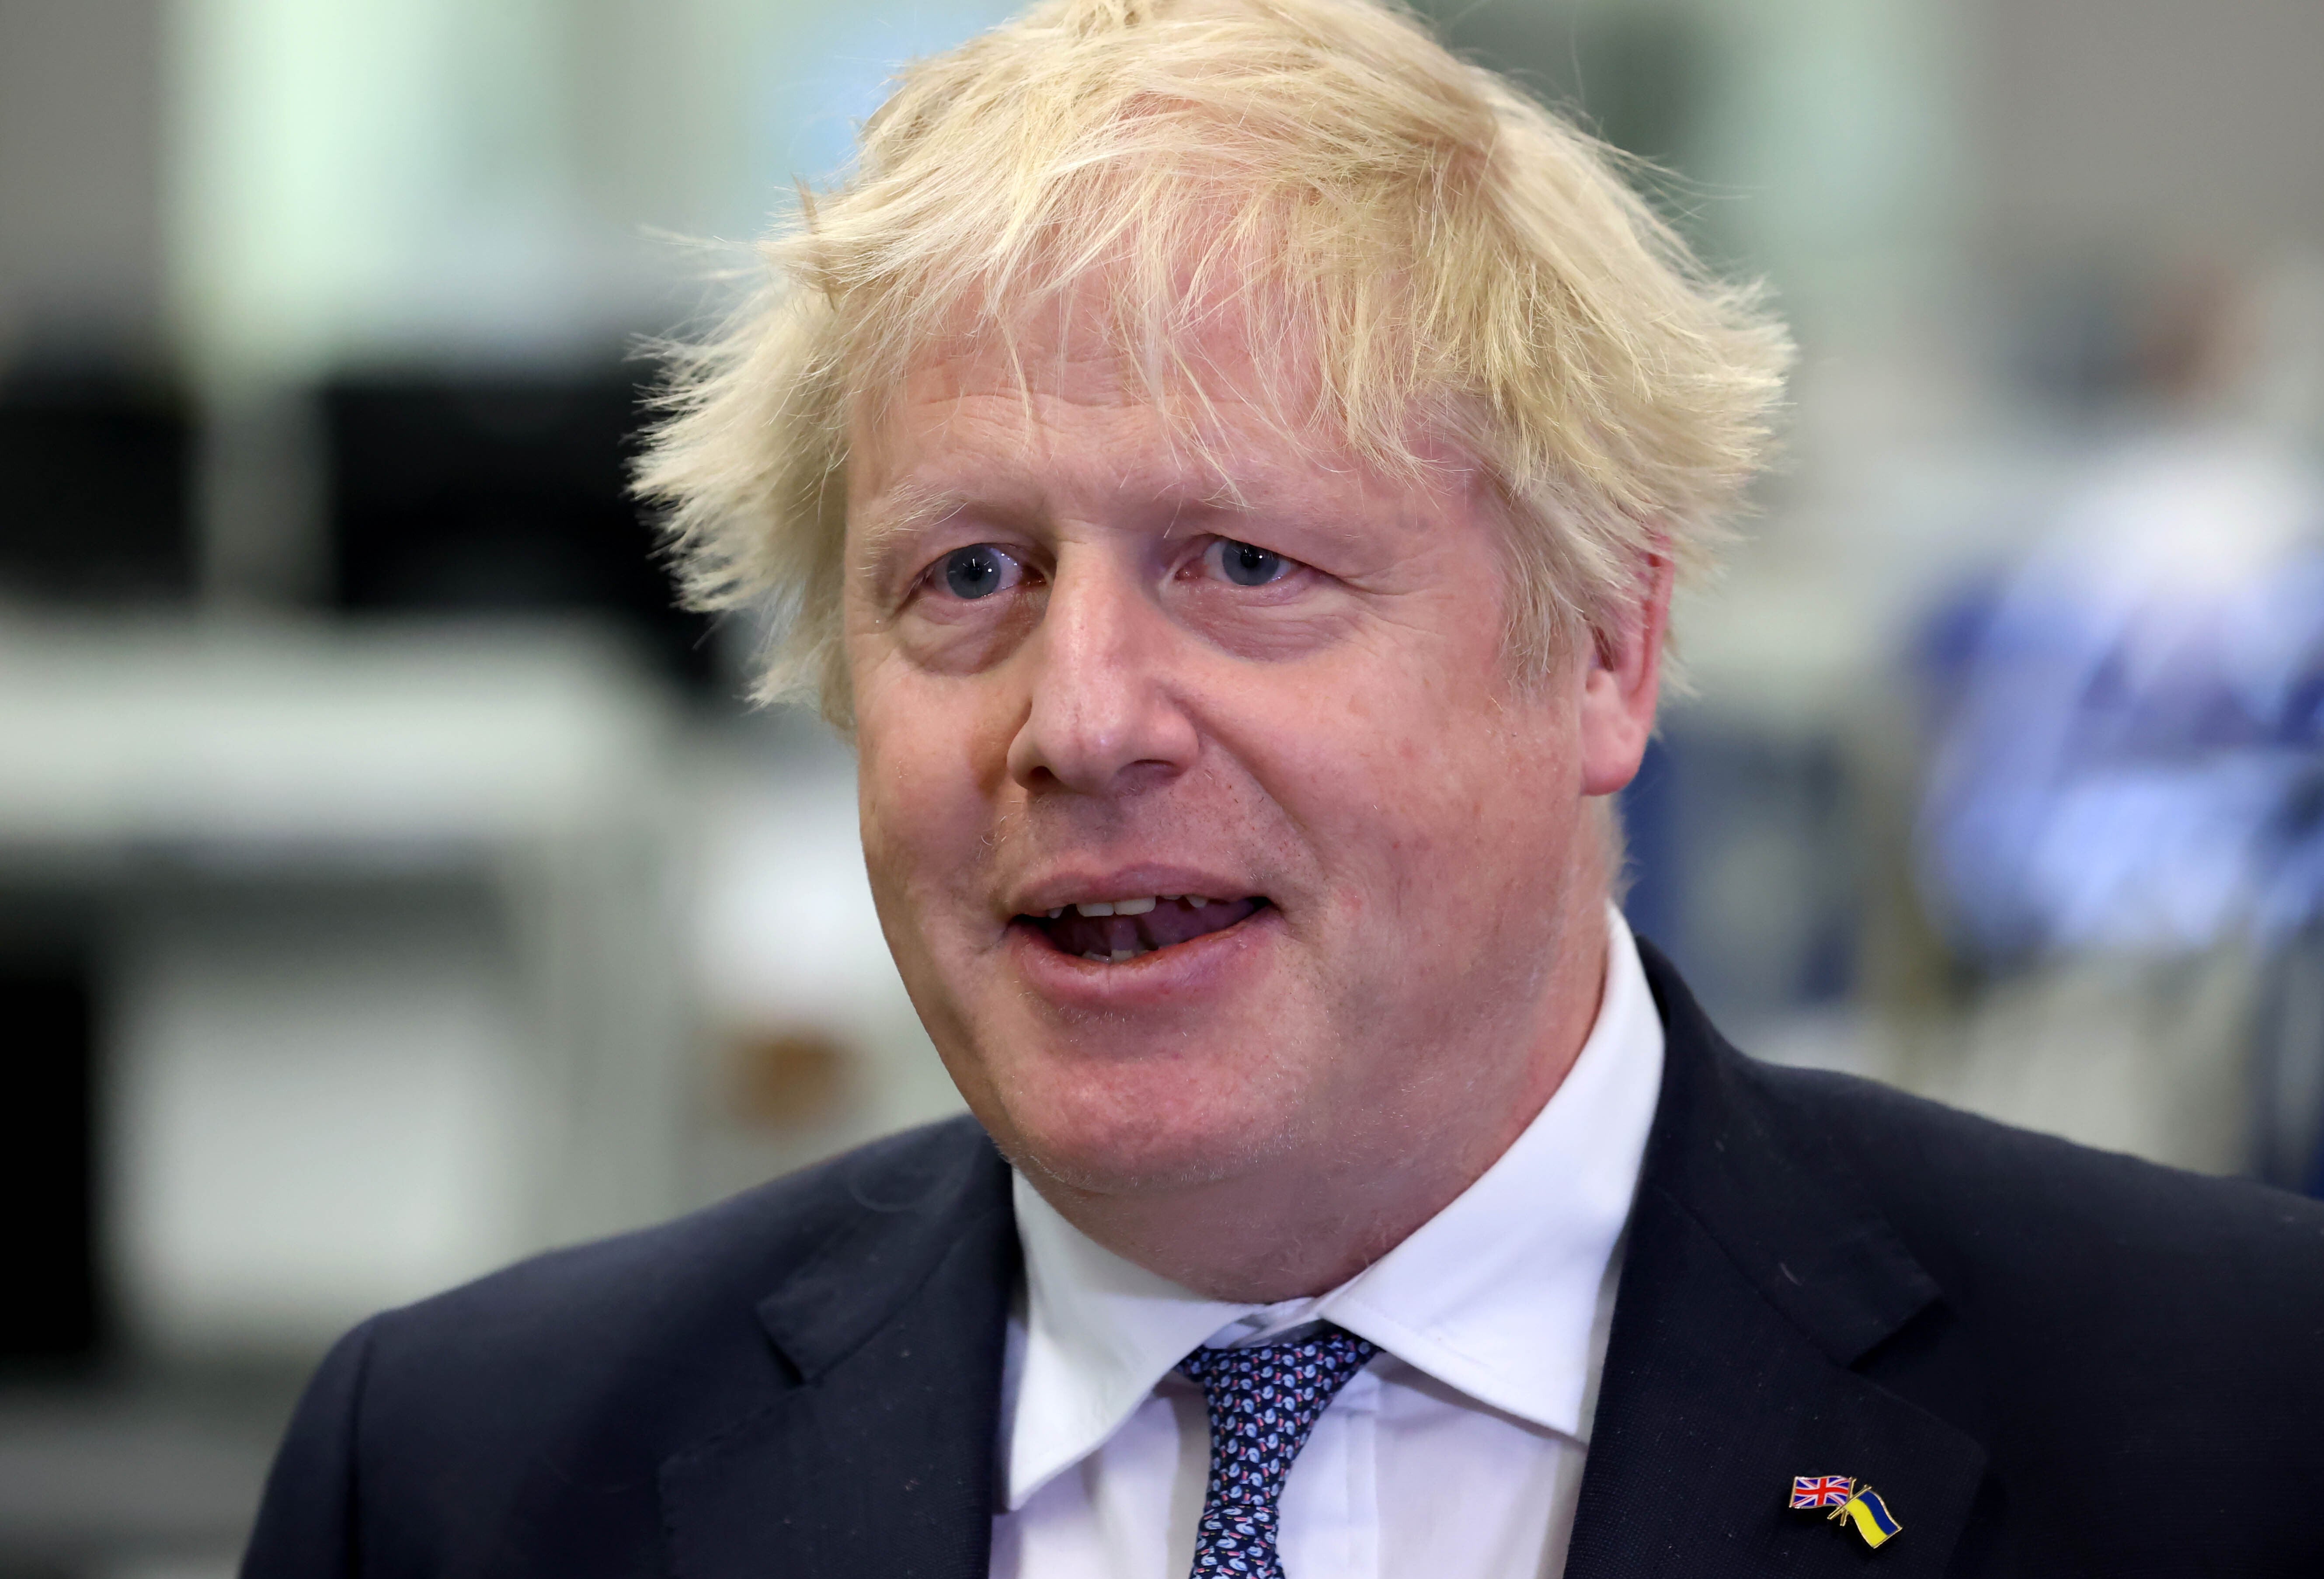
[[849, 482, 984, 579]]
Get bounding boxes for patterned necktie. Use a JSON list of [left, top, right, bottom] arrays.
[[1177, 1325, 1379, 1579]]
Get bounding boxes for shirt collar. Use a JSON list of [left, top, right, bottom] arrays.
[[1004, 905, 1666, 1509]]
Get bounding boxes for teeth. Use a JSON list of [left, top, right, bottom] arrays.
[[1072, 896, 1161, 916], [1110, 949, 1137, 962], [1046, 894, 1231, 929], [1083, 951, 1109, 962]]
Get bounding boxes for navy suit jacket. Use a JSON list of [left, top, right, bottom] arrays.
[[244, 943, 2324, 1576]]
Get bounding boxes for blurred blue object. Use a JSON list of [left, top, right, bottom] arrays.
[[1917, 434, 2324, 960], [1621, 722, 1858, 1034]]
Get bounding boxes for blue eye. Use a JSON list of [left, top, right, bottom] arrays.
[[1215, 539, 1289, 587], [940, 545, 1017, 599]]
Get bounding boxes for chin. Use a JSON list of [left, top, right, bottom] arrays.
[[973, 1047, 1300, 1198]]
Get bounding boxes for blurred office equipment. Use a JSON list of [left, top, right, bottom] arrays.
[[0, 619, 695, 1350], [1, 958, 102, 1365], [0, 618, 694, 1574], [0, 373, 195, 604], [323, 372, 717, 687]]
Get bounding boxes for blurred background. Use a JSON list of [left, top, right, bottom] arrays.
[[1, 0, 2319, 1570]]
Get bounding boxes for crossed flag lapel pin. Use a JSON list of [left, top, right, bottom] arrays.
[[1790, 1475, 1903, 1549]]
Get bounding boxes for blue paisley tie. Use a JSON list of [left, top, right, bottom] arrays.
[[1177, 1325, 1379, 1579]]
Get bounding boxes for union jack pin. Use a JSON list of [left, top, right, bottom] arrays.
[[1790, 1475, 1855, 1509]]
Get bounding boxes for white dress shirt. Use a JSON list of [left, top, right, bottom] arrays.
[[991, 906, 1665, 1579]]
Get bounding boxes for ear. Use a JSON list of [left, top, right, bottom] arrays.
[[1578, 550, 1672, 798]]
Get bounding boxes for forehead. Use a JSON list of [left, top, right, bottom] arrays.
[[846, 298, 1479, 533]]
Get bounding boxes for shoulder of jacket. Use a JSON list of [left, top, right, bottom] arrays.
[[362, 1114, 1001, 1364], [1753, 1058, 2324, 1283]]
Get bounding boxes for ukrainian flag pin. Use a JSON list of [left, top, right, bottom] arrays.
[[1789, 1476, 1903, 1550], [1829, 1484, 1904, 1549]]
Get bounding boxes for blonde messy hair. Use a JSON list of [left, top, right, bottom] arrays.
[[637, 0, 1791, 723]]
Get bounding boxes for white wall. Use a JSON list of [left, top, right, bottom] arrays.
[[1968, 0, 2324, 264], [0, 0, 167, 361], [163, 0, 1018, 379]]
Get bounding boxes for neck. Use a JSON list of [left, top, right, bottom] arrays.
[[1025, 907, 1613, 1304]]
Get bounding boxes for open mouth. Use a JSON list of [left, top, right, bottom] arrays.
[[1020, 894, 1270, 963]]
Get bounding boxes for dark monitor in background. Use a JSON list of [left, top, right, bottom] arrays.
[[0, 374, 197, 603], [0, 959, 102, 1367], [322, 372, 718, 690]]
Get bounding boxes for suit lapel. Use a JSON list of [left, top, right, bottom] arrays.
[[1564, 944, 1988, 1576], [659, 1125, 1018, 1579]]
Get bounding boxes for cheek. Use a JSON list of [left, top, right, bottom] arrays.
[[852, 661, 1017, 925], [1309, 671, 1584, 932]]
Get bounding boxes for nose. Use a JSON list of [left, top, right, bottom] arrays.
[[1006, 553, 1200, 795]]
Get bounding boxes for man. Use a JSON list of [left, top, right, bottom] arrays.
[[244, 0, 2324, 1574]]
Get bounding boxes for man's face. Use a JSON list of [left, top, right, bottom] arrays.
[[844, 311, 1653, 1200]]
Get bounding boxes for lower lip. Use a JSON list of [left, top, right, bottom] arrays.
[[1003, 904, 1281, 1010]]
